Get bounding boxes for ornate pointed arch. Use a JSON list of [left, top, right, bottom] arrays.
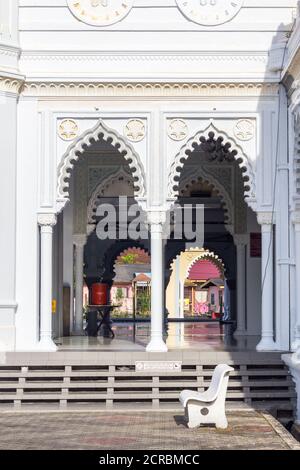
[[57, 119, 146, 211], [179, 167, 234, 228], [170, 248, 226, 280], [168, 122, 256, 209], [185, 250, 225, 281]]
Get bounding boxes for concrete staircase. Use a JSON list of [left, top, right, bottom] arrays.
[[0, 352, 296, 422]]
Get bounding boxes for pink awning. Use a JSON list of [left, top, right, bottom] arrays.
[[188, 259, 221, 281]]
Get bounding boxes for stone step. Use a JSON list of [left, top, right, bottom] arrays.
[[0, 355, 294, 424]]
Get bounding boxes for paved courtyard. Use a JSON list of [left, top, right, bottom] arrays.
[[0, 411, 299, 450]]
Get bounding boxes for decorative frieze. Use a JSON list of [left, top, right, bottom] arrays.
[[21, 82, 279, 98]]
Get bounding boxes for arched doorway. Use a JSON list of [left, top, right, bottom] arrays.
[[165, 124, 261, 348], [43, 120, 147, 350], [166, 249, 225, 320]]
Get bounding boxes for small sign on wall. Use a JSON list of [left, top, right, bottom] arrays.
[[250, 233, 262, 258], [135, 361, 182, 372], [52, 300, 57, 314]]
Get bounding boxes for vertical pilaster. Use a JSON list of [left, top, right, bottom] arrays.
[[0, 77, 24, 350], [73, 234, 87, 334], [276, 86, 290, 350], [256, 212, 276, 351], [146, 212, 168, 352], [38, 214, 57, 351], [234, 235, 248, 336]]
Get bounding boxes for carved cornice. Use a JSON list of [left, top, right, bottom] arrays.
[[21, 82, 279, 98], [0, 43, 20, 61], [21, 51, 269, 64], [0, 75, 25, 95]]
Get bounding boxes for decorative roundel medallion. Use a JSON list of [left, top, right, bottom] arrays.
[[58, 119, 79, 141], [234, 119, 255, 142], [124, 119, 146, 143], [176, 0, 244, 26], [67, 0, 134, 27], [168, 119, 189, 141]]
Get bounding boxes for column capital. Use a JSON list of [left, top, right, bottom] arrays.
[[234, 234, 248, 247], [73, 234, 87, 247], [257, 211, 274, 226], [38, 213, 57, 227], [292, 211, 300, 227], [147, 210, 167, 230]]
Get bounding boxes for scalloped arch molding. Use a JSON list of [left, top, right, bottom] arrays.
[[87, 167, 134, 226], [170, 248, 226, 279], [57, 119, 146, 210], [179, 168, 234, 227], [168, 122, 256, 209], [186, 251, 225, 280]]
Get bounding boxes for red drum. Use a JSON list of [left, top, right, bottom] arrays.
[[91, 283, 108, 306]]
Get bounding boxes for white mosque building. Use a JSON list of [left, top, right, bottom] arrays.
[[0, 1, 300, 422]]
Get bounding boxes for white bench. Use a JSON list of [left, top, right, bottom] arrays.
[[179, 364, 234, 429]]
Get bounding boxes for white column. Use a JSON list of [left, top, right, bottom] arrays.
[[174, 256, 180, 317], [146, 213, 168, 352], [256, 213, 276, 351], [38, 214, 57, 351], [234, 235, 247, 336], [73, 234, 87, 334], [179, 280, 185, 319], [292, 215, 300, 351]]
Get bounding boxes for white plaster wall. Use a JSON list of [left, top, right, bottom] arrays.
[[17, 1, 296, 81]]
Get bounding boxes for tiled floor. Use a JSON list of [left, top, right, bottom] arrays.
[[0, 411, 298, 450], [56, 322, 260, 352]]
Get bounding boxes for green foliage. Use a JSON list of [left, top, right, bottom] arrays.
[[137, 291, 150, 317], [120, 254, 138, 265], [116, 288, 124, 302]]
